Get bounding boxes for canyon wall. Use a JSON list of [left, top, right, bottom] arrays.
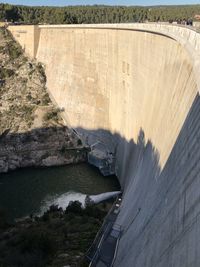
[[8, 24, 200, 266]]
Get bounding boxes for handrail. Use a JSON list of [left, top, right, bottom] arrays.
[[86, 194, 122, 266], [86, 204, 116, 260], [86, 195, 122, 260], [110, 225, 122, 267]]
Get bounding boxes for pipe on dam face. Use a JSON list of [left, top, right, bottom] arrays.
[[8, 24, 200, 266]]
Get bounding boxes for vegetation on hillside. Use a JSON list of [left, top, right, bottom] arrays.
[[0, 4, 200, 24], [0, 27, 64, 134], [0, 201, 108, 267]]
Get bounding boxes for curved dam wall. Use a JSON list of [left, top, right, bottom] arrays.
[[8, 24, 200, 266]]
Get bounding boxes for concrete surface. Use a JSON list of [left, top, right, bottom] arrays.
[[8, 23, 200, 266]]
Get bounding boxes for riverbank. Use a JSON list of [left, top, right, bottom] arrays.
[[0, 201, 112, 267]]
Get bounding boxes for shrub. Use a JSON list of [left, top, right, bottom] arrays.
[[8, 44, 22, 59], [26, 93, 32, 101], [0, 68, 14, 79], [20, 228, 56, 255], [65, 201, 83, 215], [42, 212, 50, 222], [49, 204, 60, 212], [28, 69, 35, 77], [77, 138, 82, 146], [43, 108, 60, 122], [0, 209, 9, 231], [42, 92, 51, 105], [0, 46, 4, 53], [37, 63, 46, 83]]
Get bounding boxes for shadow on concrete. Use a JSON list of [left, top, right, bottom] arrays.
[[0, 122, 162, 188], [113, 93, 200, 267], [75, 126, 161, 188]]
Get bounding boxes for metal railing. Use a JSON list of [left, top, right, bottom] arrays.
[[86, 195, 123, 267]]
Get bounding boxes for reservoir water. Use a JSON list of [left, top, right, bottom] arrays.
[[0, 163, 120, 221]]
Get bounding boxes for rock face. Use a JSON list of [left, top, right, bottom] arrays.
[[0, 126, 87, 173], [0, 28, 87, 173]]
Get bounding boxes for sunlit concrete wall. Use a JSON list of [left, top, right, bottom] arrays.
[[35, 25, 198, 169], [8, 25, 40, 58], [8, 24, 200, 266]]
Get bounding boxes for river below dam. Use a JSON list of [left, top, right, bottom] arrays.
[[0, 163, 120, 221]]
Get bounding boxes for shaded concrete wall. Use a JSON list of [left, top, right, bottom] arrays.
[[8, 24, 200, 266]]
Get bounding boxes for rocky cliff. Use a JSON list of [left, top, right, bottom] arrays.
[[0, 27, 87, 173]]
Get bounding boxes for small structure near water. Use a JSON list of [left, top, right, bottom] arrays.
[[88, 141, 116, 176]]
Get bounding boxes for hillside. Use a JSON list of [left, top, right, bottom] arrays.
[[0, 28, 58, 133], [0, 27, 87, 173], [0, 202, 107, 267]]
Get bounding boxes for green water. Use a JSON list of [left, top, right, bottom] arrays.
[[0, 163, 120, 221]]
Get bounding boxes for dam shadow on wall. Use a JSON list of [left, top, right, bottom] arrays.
[[0, 125, 161, 186], [75, 126, 162, 189], [113, 92, 200, 267]]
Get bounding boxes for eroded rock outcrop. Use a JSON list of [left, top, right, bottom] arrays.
[[0, 126, 87, 173]]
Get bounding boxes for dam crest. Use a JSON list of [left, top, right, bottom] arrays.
[[8, 23, 200, 266]]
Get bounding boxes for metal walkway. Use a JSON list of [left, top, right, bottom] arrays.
[[85, 196, 122, 267]]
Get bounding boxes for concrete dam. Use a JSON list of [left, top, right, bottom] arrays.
[[8, 24, 200, 266]]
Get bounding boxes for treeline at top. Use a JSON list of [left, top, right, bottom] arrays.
[[0, 4, 200, 24]]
